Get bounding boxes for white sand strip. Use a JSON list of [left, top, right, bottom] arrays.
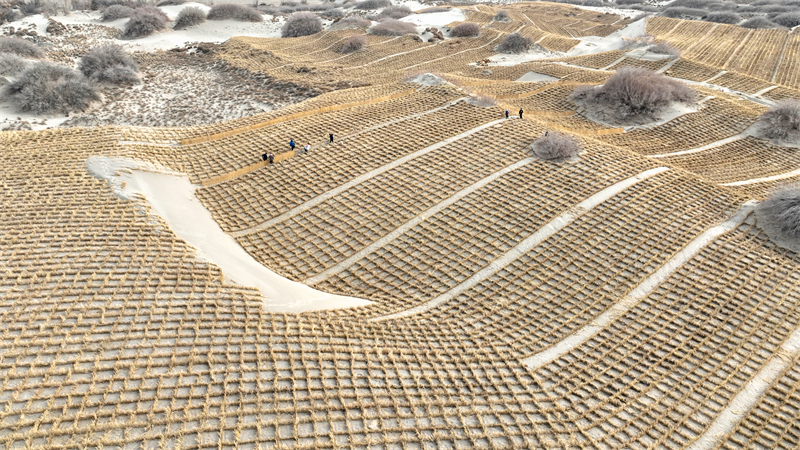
[[118, 140, 180, 147], [600, 54, 628, 71], [686, 321, 800, 450], [88, 157, 372, 313], [646, 134, 747, 158], [232, 118, 506, 238], [305, 157, 537, 286], [721, 169, 800, 186], [656, 57, 680, 74], [704, 70, 727, 83], [754, 85, 779, 97], [523, 200, 756, 371], [369, 167, 669, 323]]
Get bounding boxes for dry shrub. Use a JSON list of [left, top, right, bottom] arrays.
[[319, 7, 343, 18], [282, 11, 322, 37], [339, 34, 366, 53], [757, 184, 800, 244], [101, 4, 133, 20], [650, 41, 680, 57], [354, 0, 390, 10], [173, 6, 206, 29], [377, 5, 410, 19], [208, 3, 262, 21], [369, 18, 416, 35], [496, 32, 533, 53], [156, 0, 185, 5], [450, 21, 480, 37], [331, 15, 371, 28], [0, 53, 30, 76], [669, 0, 712, 7], [757, 99, 800, 140], [529, 132, 581, 161], [741, 16, 779, 28], [0, 37, 44, 58], [773, 12, 800, 27], [0, 7, 23, 24], [570, 67, 696, 121], [79, 44, 140, 84], [422, 6, 451, 12], [123, 6, 168, 38], [4, 62, 100, 114], [704, 11, 740, 23], [493, 9, 510, 21], [661, 6, 708, 18]]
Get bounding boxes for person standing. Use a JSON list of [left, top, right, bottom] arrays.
[[289, 139, 295, 152], [329, 133, 334, 143], [505, 109, 509, 119], [262, 152, 268, 161], [268, 153, 274, 164], [519, 108, 523, 119], [304, 143, 310, 153]]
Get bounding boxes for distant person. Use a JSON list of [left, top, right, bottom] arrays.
[[289, 139, 295, 152], [262, 152, 268, 161], [519, 108, 523, 119], [329, 133, 334, 143], [505, 109, 509, 119], [304, 143, 310, 153], [545, 131, 549, 137], [268, 153, 274, 164]]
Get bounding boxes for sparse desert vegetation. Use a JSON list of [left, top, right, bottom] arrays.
[[330, 15, 371, 29], [122, 6, 168, 38], [571, 67, 697, 122], [79, 44, 140, 84], [449, 21, 480, 37], [369, 18, 416, 36], [496, 32, 534, 53], [757, 99, 800, 140], [207, 3, 262, 22], [0, 36, 44, 58], [353, 0, 390, 10], [4, 62, 100, 113], [173, 6, 206, 29], [493, 9, 510, 22], [0, 52, 30, 75], [339, 34, 366, 53], [281, 11, 322, 37], [100, 4, 132, 21], [376, 5, 411, 19], [757, 184, 800, 245], [529, 132, 581, 161]]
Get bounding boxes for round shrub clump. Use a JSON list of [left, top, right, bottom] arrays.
[[207, 3, 262, 21], [331, 15, 371, 29], [704, 11, 740, 23], [79, 44, 140, 84], [740, 16, 778, 28], [4, 62, 100, 114], [123, 6, 168, 38], [570, 67, 696, 121], [173, 6, 206, 29], [368, 18, 416, 36], [282, 11, 322, 37], [101, 4, 133, 21], [757, 184, 800, 245], [493, 9, 511, 22], [773, 12, 800, 28], [377, 5, 410, 19], [757, 99, 800, 140], [496, 32, 534, 54], [0, 53, 30, 76], [529, 132, 581, 161], [0, 37, 44, 58], [339, 34, 366, 53], [353, 0, 390, 10], [661, 6, 708, 18], [449, 22, 480, 37], [650, 41, 681, 57]]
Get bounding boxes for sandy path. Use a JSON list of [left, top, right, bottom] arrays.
[[368, 167, 670, 322], [88, 157, 371, 313], [522, 200, 756, 370]]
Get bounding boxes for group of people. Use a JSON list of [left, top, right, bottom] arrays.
[[505, 109, 524, 119], [262, 134, 335, 164]]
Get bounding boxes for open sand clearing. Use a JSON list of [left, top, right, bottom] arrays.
[[87, 156, 371, 313]]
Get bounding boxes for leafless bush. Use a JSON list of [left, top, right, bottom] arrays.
[[757, 184, 800, 244], [450, 22, 480, 37], [319, 7, 343, 18], [339, 34, 366, 53], [757, 99, 800, 140], [282, 11, 321, 37], [0, 37, 44, 58], [173, 6, 206, 29], [369, 18, 416, 35], [331, 15, 370, 28], [422, 6, 451, 12], [772, 12, 800, 27], [493, 9, 510, 21], [661, 6, 708, 18], [377, 5, 410, 18], [208, 3, 262, 21], [79, 44, 139, 84], [4, 62, 100, 114], [582, 0, 603, 6], [101, 4, 132, 20], [741, 16, 779, 28], [496, 32, 534, 53], [650, 41, 681, 57], [570, 67, 696, 121], [156, 0, 184, 5], [704, 11, 740, 23], [760, 4, 792, 13], [0, 53, 30, 76], [466, 93, 496, 107], [529, 132, 581, 161], [0, 7, 23, 24], [354, 0, 389, 9], [669, 0, 712, 7], [123, 6, 168, 38]]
